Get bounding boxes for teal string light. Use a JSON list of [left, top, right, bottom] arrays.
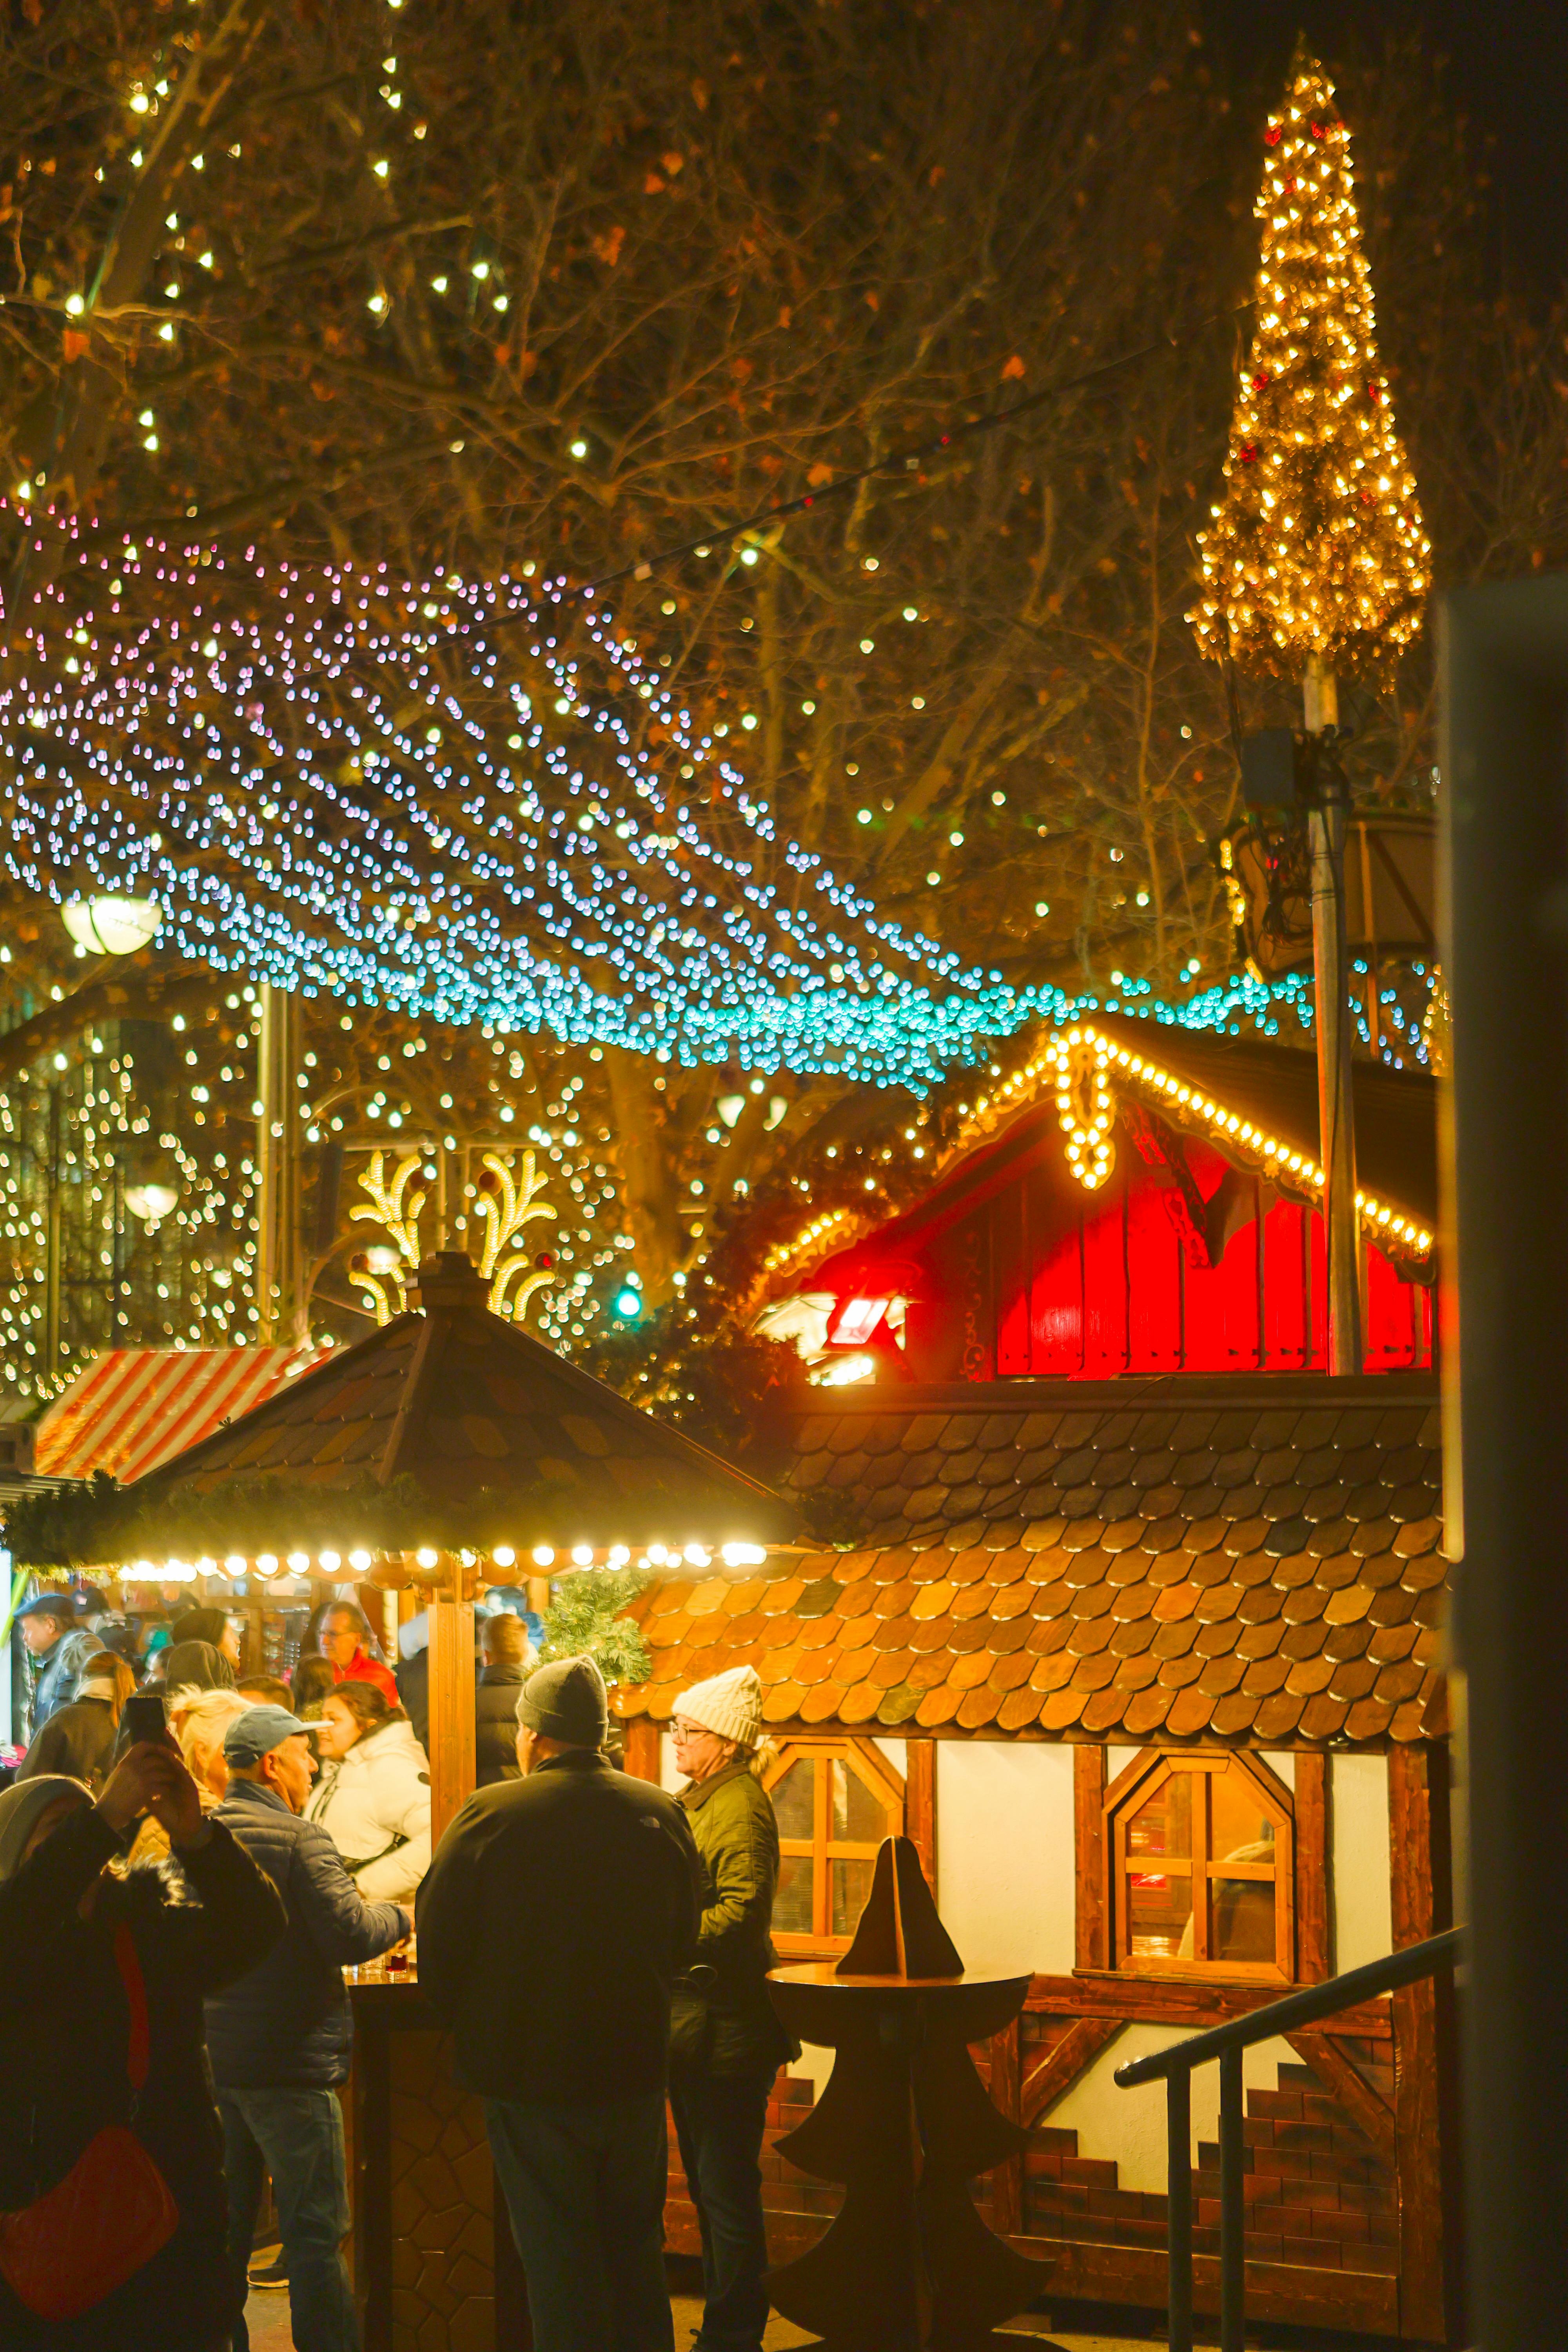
[[0, 506, 1316, 1085]]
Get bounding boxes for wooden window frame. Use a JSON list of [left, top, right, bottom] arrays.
[[763, 1736, 906, 1958], [1100, 1746, 1297, 1987]]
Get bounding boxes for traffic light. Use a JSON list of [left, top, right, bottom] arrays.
[[612, 1283, 642, 1321]]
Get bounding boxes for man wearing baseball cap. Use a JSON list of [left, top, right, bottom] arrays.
[[418, 1655, 702, 2352], [15, 1590, 78, 1730], [207, 1704, 411, 2352]]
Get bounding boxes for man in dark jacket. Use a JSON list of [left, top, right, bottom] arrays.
[[475, 1608, 534, 1785], [16, 1591, 77, 1729], [418, 1656, 702, 2352], [209, 1704, 410, 2352]]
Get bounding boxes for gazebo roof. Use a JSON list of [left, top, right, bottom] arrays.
[[129, 1253, 797, 1551]]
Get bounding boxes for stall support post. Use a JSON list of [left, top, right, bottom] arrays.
[[427, 1555, 476, 1849]]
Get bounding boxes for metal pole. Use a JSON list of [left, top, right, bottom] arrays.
[[1219, 2045, 1245, 2352], [256, 984, 304, 1343], [1305, 659, 1361, 1373], [1165, 2069, 1193, 2352]]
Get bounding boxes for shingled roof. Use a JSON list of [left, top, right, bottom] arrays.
[[618, 1374, 1446, 1748], [132, 1252, 796, 1550]]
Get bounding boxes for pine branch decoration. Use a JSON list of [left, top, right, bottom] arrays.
[[1189, 50, 1430, 679]]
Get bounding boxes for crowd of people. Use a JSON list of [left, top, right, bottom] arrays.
[[0, 1582, 790, 2352]]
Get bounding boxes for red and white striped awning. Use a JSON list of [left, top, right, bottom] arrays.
[[34, 1344, 328, 1485]]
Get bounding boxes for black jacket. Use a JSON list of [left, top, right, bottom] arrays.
[[417, 1750, 702, 2103], [205, 1780, 407, 2087], [475, 1662, 524, 1786], [29, 1634, 75, 1728], [0, 1808, 285, 2352], [15, 1691, 120, 1791]]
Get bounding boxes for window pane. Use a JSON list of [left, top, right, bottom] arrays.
[[831, 1758, 888, 1844], [1212, 1874, 1277, 1964], [1128, 1865, 1193, 1958], [769, 1760, 815, 1842], [1212, 1766, 1276, 1865], [1127, 1772, 1192, 1860], [831, 1857, 877, 1940], [774, 1851, 815, 1937]]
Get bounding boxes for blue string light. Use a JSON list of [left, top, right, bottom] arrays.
[[1, 506, 1317, 1085]]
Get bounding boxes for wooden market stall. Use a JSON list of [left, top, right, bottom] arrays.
[[71, 1249, 799, 2351]]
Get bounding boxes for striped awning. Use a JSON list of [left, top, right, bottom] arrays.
[[34, 1345, 328, 1485]]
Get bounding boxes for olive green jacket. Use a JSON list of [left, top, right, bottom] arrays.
[[669, 1759, 795, 2077]]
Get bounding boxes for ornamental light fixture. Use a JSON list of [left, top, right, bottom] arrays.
[[61, 893, 162, 957]]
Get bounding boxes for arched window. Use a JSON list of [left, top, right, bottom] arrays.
[[764, 1739, 906, 1955], [1105, 1749, 1294, 1983]]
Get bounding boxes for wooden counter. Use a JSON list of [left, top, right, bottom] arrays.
[[345, 1960, 528, 2352]]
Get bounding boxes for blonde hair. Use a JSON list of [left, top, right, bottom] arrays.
[[169, 1688, 252, 1774]]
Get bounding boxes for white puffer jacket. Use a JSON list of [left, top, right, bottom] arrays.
[[307, 1715, 432, 1902]]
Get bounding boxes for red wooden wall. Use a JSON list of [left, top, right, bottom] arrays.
[[906, 1134, 1432, 1382]]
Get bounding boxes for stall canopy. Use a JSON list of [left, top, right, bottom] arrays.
[[128, 1251, 797, 1555], [34, 1343, 327, 1484]]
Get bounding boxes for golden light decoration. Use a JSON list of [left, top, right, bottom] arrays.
[[348, 1147, 558, 1324], [1188, 49, 1431, 677], [1050, 1033, 1118, 1191]]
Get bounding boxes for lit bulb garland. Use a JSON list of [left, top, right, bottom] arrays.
[[1, 508, 1315, 1091], [1189, 52, 1430, 676]]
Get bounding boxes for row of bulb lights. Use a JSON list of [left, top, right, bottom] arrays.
[[123, 1538, 771, 1583]]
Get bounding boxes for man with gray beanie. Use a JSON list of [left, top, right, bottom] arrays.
[[418, 1655, 702, 2352]]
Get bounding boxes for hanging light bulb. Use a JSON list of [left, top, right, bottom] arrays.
[[61, 895, 162, 957]]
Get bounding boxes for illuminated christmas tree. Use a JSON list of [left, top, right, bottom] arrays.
[[1190, 49, 1431, 680]]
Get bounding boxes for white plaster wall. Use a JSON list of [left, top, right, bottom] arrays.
[[1044, 2026, 1296, 2196], [1331, 1751, 1392, 1972], [871, 1736, 907, 1780], [934, 1742, 1076, 1975]]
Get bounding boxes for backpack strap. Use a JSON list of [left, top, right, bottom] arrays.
[[113, 1924, 151, 2095]]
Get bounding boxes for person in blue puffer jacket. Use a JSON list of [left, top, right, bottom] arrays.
[[206, 1706, 410, 2352]]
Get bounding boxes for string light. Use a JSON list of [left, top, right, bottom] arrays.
[[1188, 51, 1430, 675], [0, 508, 1304, 1094]]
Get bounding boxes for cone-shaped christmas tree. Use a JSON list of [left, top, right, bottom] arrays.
[[1190, 49, 1430, 679]]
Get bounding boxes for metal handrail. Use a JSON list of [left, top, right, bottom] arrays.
[[1114, 1927, 1462, 2352]]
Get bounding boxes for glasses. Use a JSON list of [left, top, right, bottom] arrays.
[[671, 1719, 714, 1742]]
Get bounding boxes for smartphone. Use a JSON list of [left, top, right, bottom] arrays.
[[122, 1689, 170, 1748]]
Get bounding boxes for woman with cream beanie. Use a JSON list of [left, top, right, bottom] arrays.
[[668, 1664, 793, 2352]]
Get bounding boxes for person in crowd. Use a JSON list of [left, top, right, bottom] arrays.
[[311, 1601, 399, 1706], [394, 1612, 430, 1749], [15, 1592, 78, 1728], [667, 1666, 793, 2352], [236, 1674, 292, 1710], [475, 1610, 535, 1786], [307, 1682, 431, 1903], [291, 1654, 338, 1719], [171, 1606, 242, 1668], [149, 1638, 236, 1695], [417, 1657, 701, 2352], [208, 1704, 410, 2352], [15, 1649, 133, 1791], [169, 1689, 255, 1806], [0, 1740, 285, 2350]]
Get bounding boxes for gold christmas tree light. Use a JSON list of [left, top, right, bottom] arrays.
[[1190, 49, 1431, 679]]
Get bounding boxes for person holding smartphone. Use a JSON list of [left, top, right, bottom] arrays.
[[0, 1736, 286, 2349]]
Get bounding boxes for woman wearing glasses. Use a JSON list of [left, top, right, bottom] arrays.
[[668, 1666, 794, 2352]]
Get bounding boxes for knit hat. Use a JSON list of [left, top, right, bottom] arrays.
[[0, 1777, 90, 1883], [676, 1664, 763, 1751], [515, 1655, 608, 1749], [223, 1704, 307, 1768]]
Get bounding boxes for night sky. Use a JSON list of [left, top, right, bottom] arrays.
[[1201, 0, 1568, 295]]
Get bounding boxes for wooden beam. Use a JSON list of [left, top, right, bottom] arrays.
[[427, 1559, 475, 1849], [1020, 2015, 1122, 2126], [1294, 1749, 1329, 1982], [904, 1736, 936, 1891], [1074, 1742, 1107, 1970], [1023, 1969, 1394, 2040], [622, 1717, 661, 1784], [1389, 1740, 1463, 2345], [1286, 2027, 1396, 2171], [988, 2016, 1023, 2233]]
